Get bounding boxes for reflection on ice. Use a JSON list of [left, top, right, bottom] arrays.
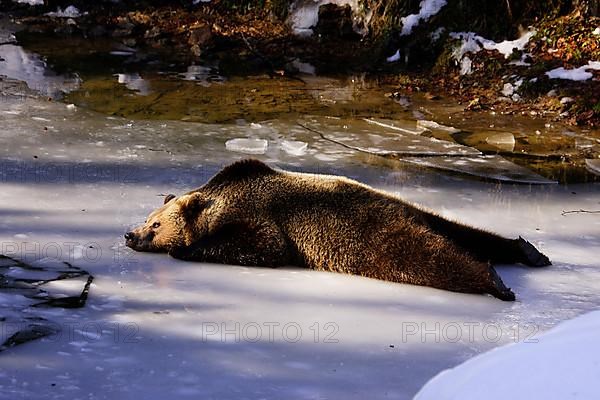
[[116, 73, 151, 96], [178, 64, 225, 86], [0, 44, 80, 98]]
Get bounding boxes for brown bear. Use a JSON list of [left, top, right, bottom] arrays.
[[125, 159, 551, 301]]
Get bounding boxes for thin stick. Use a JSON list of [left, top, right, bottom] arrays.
[[561, 209, 600, 216], [297, 123, 477, 158]]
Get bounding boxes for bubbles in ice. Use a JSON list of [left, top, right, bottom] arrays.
[[281, 140, 308, 156]]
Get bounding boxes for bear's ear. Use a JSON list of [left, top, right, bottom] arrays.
[[164, 194, 176, 204], [177, 192, 210, 221]]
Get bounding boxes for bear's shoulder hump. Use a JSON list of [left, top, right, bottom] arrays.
[[207, 159, 277, 186]]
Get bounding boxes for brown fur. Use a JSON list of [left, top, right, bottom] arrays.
[[125, 159, 551, 301]]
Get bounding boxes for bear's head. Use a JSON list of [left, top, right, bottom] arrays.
[[125, 192, 211, 253]]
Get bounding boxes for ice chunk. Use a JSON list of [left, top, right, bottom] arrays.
[[415, 311, 600, 400], [225, 138, 268, 154], [364, 118, 427, 135], [416, 120, 461, 133], [485, 132, 515, 152], [281, 140, 308, 156], [585, 159, 600, 175], [313, 121, 478, 156], [404, 155, 555, 184]]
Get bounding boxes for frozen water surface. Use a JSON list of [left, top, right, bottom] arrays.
[[1, 95, 599, 397]]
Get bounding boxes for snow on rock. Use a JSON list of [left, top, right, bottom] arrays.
[[415, 310, 600, 400], [289, 0, 359, 36], [386, 50, 401, 63], [13, 0, 43, 5], [450, 30, 536, 61], [545, 61, 600, 81], [225, 138, 269, 154], [45, 5, 81, 18], [400, 0, 447, 36]]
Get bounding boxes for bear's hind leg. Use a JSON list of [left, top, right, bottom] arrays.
[[421, 212, 551, 267], [515, 236, 551, 267], [376, 227, 516, 301]]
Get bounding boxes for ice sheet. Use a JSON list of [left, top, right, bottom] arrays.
[[0, 95, 599, 399]]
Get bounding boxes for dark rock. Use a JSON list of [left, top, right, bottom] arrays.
[[188, 24, 213, 57], [314, 4, 358, 40]]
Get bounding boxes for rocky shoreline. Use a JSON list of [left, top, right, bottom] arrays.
[[2, 1, 599, 128]]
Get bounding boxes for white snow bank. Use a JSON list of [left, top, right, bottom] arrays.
[[450, 30, 536, 60], [415, 310, 600, 400], [45, 5, 81, 18], [401, 0, 447, 36], [545, 61, 600, 81]]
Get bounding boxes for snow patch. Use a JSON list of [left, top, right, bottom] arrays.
[[386, 50, 401, 63], [415, 310, 600, 400], [400, 0, 448, 36], [45, 5, 81, 18], [431, 27, 446, 42], [451, 30, 536, 60], [459, 56, 472, 75], [545, 61, 600, 81], [13, 0, 43, 5]]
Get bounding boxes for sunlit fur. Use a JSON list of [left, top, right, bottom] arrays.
[[126, 159, 551, 301]]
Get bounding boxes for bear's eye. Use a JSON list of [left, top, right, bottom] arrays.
[[152, 222, 160, 229]]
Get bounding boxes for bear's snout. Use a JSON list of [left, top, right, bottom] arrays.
[[124, 232, 134, 240]]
